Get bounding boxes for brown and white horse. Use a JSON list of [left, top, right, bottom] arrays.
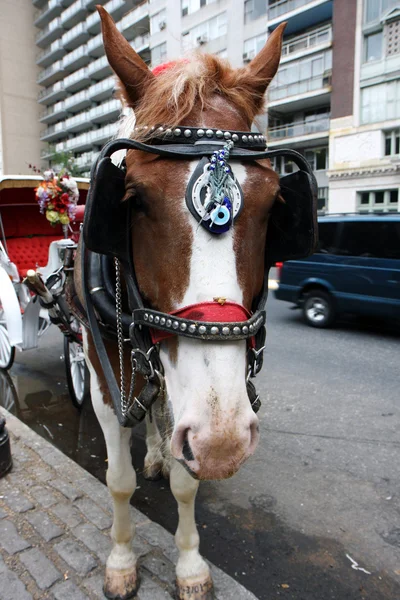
[[77, 6, 286, 599]]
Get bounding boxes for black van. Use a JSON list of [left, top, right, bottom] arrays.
[[274, 214, 400, 327]]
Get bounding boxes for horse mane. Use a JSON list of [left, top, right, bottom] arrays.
[[117, 53, 269, 140]]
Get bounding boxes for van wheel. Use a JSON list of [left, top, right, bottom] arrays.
[[303, 290, 335, 328]]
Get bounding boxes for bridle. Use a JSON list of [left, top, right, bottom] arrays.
[[82, 126, 318, 427]]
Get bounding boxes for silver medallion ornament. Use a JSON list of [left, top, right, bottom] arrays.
[[185, 140, 244, 235]]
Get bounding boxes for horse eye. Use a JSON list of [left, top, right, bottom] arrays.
[[127, 188, 148, 214]]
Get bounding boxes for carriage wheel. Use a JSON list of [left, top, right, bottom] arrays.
[[64, 336, 90, 409], [0, 324, 15, 371]]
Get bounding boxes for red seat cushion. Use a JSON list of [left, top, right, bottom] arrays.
[[6, 236, 61, 278]]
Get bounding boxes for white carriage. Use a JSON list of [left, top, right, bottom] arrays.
[[0, 175, 89, 408]]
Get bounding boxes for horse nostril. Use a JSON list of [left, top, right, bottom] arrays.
[[182, 432, 195, 462]]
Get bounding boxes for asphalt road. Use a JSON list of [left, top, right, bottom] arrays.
[[2, 294, 400, 600]]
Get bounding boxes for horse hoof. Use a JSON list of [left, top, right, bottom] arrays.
[[143, 460, 163, 481], [176, 574, 214, 600], [103, 566, 139, 599]]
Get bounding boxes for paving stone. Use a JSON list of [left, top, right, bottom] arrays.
[[74, 478, 113, 513], [52, 580, 89, 600], [73, 522, 111, 564], [0, 555, 33, 600], [55, 539, 97, 576], [30, 485, 58, 508], [142, 554, 175, 584], [50, 479, 83, 501], [0, 507, 7, 519], [0, 520, 31, 554], [1, 488, 34, 513], [39, 448, 66, 469], [51, 503, 83, 528], [137, 573, 173, 600], [25, 510, 64, 542], [74, 498, 112, 530], [137, 521, 178, 562], [33, 467, 53, 482], [83, 573, 105, 599], [133, 533, 152, 558], [19, 548, 62, 590], [4, 473, 36, 488]]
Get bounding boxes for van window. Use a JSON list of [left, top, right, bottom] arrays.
[[317, 222, 338, 253], [337, 221, 400, 258]]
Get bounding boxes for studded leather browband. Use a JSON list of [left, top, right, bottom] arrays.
[[132, 125, 267, 150]]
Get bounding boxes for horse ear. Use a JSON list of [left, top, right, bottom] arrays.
[[97, 5, 154, 107], [244, 22, 287, 100]]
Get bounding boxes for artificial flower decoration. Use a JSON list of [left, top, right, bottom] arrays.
[[35, 169, 79, 227]]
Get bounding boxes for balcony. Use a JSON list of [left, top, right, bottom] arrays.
[[62, 22, 90, 50], [130, 32, 150, 53], [37, 39, 66, 67], [64, 89, 91, 113], [269, 72, 332, 111], [36, 17, 65, 47], [64, 67, 91, 92], [37, 60, 66, 86], [88, 76, 116, 101], [63, 44, 90, 71], [87, 55, 112, 80], [65, 111, 91, 133], [268, 116, 330, 146], [61, 0, 87, 29], [90, 122, 119, 145], [34, 0, 64, 28], [75, 150, 98, 171], [66, 132, 93, 152], [87, 32, 104, 57], [120, 2, 150, 41], [55, 140, 68, 152], [268, 0, 333, 36], [86, 0, 126, 34], [40, 121, 67, 142], [85, 0, 108, 8], [40, 100, 69, 124], [38, 81, 66, 104], [89, 98, 121, 123], [281, 24, 332, 62], [33, 0, 48, 8]]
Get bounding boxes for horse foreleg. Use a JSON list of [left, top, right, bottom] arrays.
[[170, 461, 214, 600], [143, 413, 165, 481], [84, 334, 138, 599]]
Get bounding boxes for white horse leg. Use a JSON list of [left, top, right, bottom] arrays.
[[143, 413, 165, 481], [84, 335, 138, 599], [170, 461, 214, 600]]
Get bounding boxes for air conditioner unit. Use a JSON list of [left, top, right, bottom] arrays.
[[197, 34, 208, 45], [159, 20, 166, 30], [242, 50, 255, 63], [322, 69, 332, 86]]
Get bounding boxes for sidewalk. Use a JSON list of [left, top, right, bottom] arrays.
[[0, 408, 258, 600]]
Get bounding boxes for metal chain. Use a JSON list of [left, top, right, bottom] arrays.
[[115, 258, 131, 415]]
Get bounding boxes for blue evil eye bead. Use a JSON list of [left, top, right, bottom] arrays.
[[209, 164, 215, 170], [211, 156, 216, 162], [224, 167, 230, 173], [210, 204, 231, 226], [219, 160, 225, 166]]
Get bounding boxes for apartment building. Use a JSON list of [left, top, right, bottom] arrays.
[[27, 0, 400, 212]]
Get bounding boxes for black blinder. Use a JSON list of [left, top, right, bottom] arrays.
[[83, 157, 128, 261], [265, 153, 318, 266]]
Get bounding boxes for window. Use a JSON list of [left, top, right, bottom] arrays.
[[317, 222, 337, 253], [271, 51, 332, 90], [271, 155, 295, 175], [182, 13, 227, 50], [151, 43, 167, 68], [243, 33, 267, 61], [357, 189, 399, 213], [150, 10, 167, 34], [361, 81, 400, 124], [304, 147, 328, 171], [317, 187, 328, 212], [364, 0, 399, 24], [365, 31, 383, 62], [338, 221, 400, 259], [244, 0, 268, 24], [386, 19, 400, 56], [182, 0, 217, 16], [385, 129, 400, 155]]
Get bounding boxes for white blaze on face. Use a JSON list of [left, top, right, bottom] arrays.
[[160, 161, 253, 426]]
